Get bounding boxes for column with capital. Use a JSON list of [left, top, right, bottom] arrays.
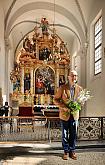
[[65, 64, 69, 83], [55, 63, 59, 93], [4, 37, 11, 102], [21, 67, 24, 102], [36, 40, 39, 59], [30, 68, 33, 94], [30, 68, 34, 105]]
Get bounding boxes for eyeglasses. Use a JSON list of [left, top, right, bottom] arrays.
[[68, 75, 77, 77]]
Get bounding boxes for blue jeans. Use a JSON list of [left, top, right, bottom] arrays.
[[61, 119, 77, 153]]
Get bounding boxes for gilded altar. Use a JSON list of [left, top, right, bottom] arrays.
[[10, 18, 70, 106]]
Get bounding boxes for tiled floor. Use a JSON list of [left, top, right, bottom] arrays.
[[1, 150, 105, 165], [0, 141, 105, 165]]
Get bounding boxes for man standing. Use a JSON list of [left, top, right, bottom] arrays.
[[54, 70, 83, 160], [4, 102, 9, 116]]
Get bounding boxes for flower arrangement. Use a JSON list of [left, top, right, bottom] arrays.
[[65, 89, 92, 115], [66, 100, 81, 115]]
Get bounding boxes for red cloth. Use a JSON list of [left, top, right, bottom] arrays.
[[19, 107, 34, 116]]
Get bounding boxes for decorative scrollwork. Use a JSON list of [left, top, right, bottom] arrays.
[[78, 117, 102, 140]]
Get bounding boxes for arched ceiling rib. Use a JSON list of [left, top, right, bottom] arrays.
[[6, 2, 85, 39], [4, 0, 17, 29], [1, 0, 95, 57], [5, 1, 85, 55]]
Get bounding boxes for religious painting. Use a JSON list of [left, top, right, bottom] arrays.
[[39, 47, 51, 61], [35, 66, 55, 95], [59, 75, 65, 87]]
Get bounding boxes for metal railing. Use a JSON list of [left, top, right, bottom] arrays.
[[0, 116, 105, 142]]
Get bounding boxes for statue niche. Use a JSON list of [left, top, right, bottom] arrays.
[[24, 72, 31, 93]]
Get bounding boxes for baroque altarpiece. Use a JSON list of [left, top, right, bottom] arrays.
[[10, 18, 70, 106]]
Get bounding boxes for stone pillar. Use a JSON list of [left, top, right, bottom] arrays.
[[80, 43, 88, 89], [78, 43, 88, 117], [4, 37, 10, 102]]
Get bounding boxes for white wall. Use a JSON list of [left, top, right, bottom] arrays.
[[87, 0, 105, 116], [0, 4, 5, 96]]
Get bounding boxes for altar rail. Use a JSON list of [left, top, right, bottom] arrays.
[[0, 116, 105, 142]]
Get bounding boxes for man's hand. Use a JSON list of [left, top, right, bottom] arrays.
[[62, 107, 69, 112]]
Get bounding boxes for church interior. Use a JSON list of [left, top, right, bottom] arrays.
[[0, 0, 105, 142], [0, 2, 105, 164]]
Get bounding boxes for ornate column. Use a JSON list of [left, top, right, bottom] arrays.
[[21, 67, 24, 94], [30, 68, 33, 94], [55, 63, 59, 93], [36, 40, 39, 59], [65, 64, 69, 83]]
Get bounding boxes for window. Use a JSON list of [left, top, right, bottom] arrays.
[[94, 16, 102, 75]]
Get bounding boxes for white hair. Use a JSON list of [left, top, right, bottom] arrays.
[[70, 70, 78, 76]]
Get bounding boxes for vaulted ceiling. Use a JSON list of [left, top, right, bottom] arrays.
[[1, 0, 95, 57]]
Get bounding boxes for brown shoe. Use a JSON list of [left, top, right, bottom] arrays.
[[63, 152, 68, 160], [69, 152, 77, 160]]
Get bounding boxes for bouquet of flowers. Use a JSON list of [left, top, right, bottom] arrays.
[[65, 89, 92, 115]]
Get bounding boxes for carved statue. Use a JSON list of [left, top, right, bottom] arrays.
[[41, 17, 49, 34]]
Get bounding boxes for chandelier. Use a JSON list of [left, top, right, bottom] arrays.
[[45, 0, 69, 64]]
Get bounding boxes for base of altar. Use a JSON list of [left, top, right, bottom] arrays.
[[34, 105, 59, 117], [42, 109, 59, 117]]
